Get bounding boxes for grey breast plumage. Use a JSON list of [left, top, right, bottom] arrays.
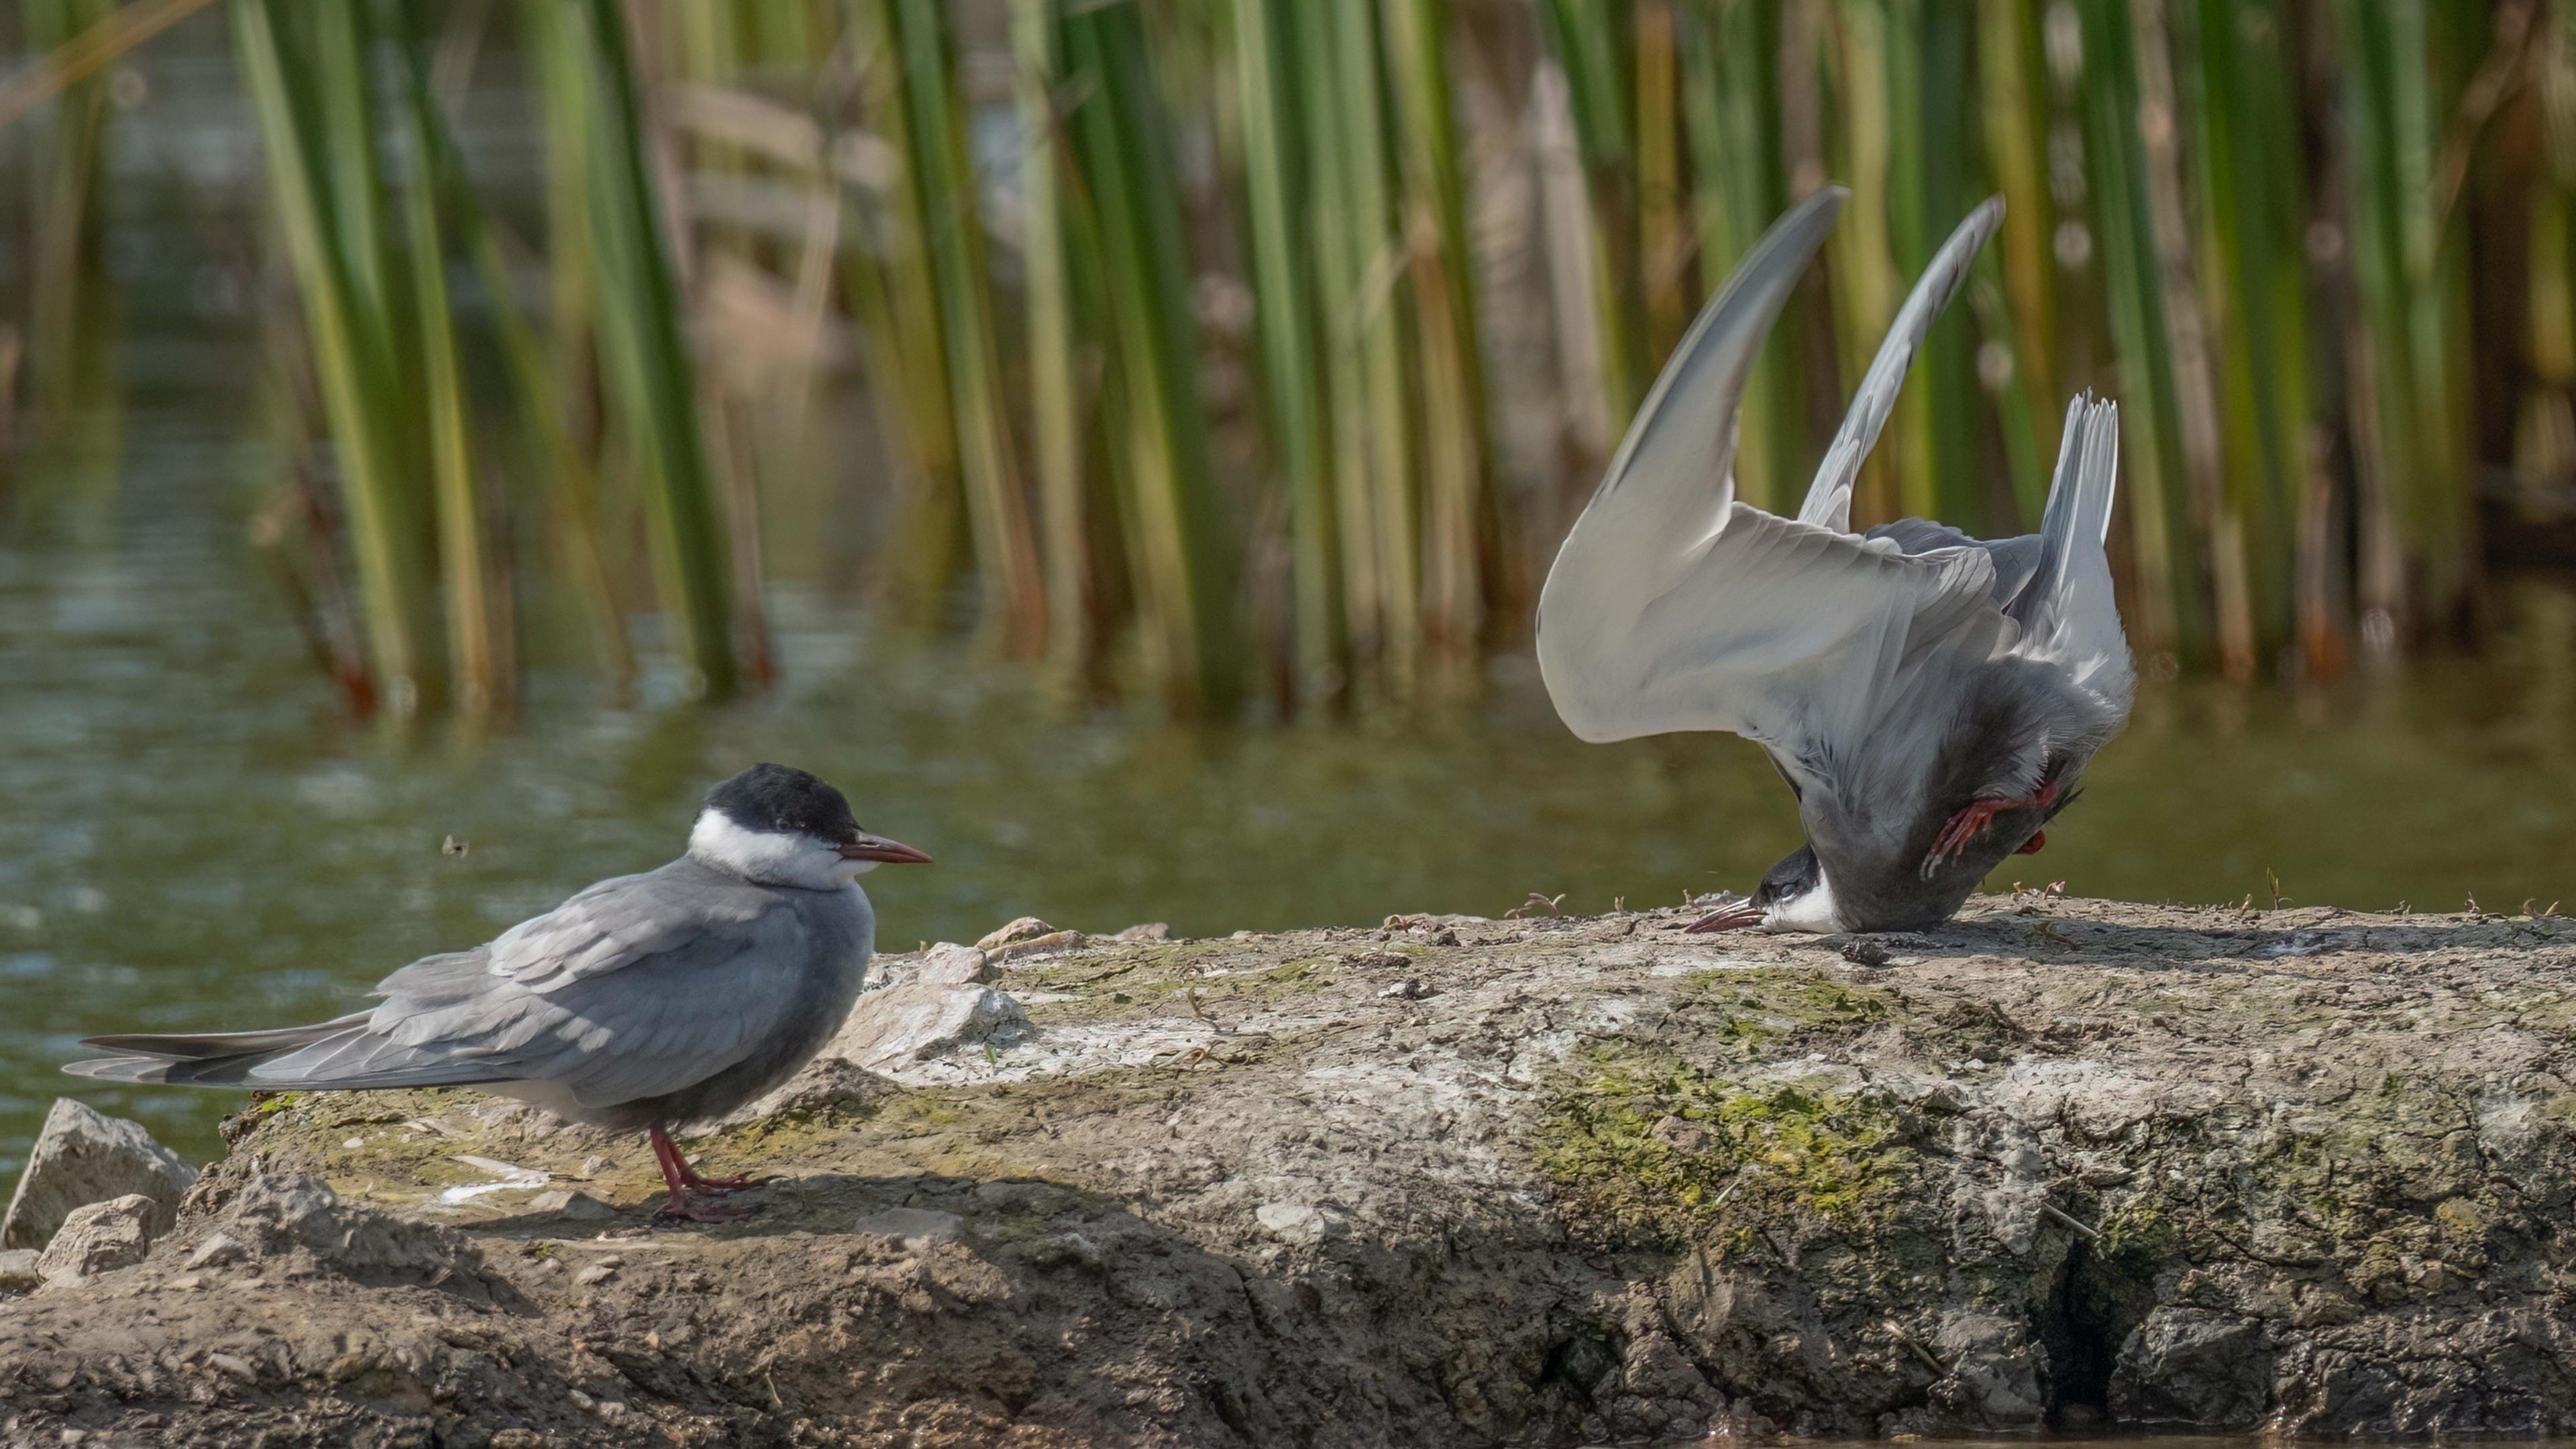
[[68, 856, 875, 1130]]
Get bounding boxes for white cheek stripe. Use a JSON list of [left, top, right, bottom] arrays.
[[1765, 871, 1844, 934], [687, 809, 863, 890]]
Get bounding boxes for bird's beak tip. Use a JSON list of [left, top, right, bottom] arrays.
[[1684, 903, 1764, 933]]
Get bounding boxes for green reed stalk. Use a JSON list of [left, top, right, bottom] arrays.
[[2131, 0, 2255, 679], [1535, 0, 1646, 429], [564, 0, 737, 696], [2518, 10, 2576, 528], [1061, 0, 1244, 713], [19, 0, 117, 445], [1633, 0, 1684, 360], [1823, 0, 1899, 520], [1285, 0, 1379, 666], [1015, 0, 1095, 688], [2077, 0, 2196, 662], [1976, 0, 2059, 519], [232, 0, 427, 710], [2337, 0, 2476, 641], [839, 0, 967, 621], [1325, 0, 1420, 689], [388, 8, 496, 714], [1383, 0, 1489, 663], [1235, 0, 1346, 699], [886, 0, 1049, 658], [2176, 0, 2312, 667], [1678, 0, 1802, 515]]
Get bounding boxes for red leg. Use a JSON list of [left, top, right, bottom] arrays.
[[648, 1124, 771, 1194], [1927, 777, 2060, 869], [2014, 830, 2047, 856], [649, 1124, 755, 1224]]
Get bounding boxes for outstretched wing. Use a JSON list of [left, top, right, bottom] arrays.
[[1536, 189, 2006, 763], [1796, 198, 2004, 533]]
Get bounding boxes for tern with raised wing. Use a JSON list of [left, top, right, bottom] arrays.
[[66, 763, 930, 1222], [1537, 189, 2133, 934]]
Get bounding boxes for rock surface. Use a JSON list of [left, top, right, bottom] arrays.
[[1, 1095, 199, 1249], [5, 896, 2576, 1446], [828, 979, 1028, 1069], [33, 1193, 162, 1285]]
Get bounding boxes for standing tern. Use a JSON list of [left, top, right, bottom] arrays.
[[66, 763, 930, 1222], [1537, 188, 2133, 934]]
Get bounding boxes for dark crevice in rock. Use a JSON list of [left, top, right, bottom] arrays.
[[2039, 1226, 2156, 1428]]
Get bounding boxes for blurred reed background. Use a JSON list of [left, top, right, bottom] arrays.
[[3, 0, 2572, 718]]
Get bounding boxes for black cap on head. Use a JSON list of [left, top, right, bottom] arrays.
[[705, 763, 859, 843], [1752, 843, 1821, 907]]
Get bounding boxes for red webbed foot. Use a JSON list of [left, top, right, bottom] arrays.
[[681, 1171, 775, 1195], [647, 1123, 774, 1212], [1925, 775, 2061, 871]]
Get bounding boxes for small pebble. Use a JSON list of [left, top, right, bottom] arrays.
[[1840, 938, 1891, 967]]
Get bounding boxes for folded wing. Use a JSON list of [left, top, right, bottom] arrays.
[[68, 869, 818, 1110]]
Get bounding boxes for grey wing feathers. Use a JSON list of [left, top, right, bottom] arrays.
[[1587, 186, 1846, 512], [68, 869, 818, 1111], [1536, 186, 2005, 749], [1796, 197, 2005, 534], [2010, 394, 2121, 633]]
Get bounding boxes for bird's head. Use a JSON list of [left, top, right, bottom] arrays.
[[1685, 843, 1845, 934], [689, 763, 931, 890]]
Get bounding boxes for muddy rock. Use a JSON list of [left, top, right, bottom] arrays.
[[5, 898, 2576, 1445], [1, 1095, 198, 1249], [975, 915, 1056, 949], [871, 941, 993, 989], [34, 1192, 163, 1284]]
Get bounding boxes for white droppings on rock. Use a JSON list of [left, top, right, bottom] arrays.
[[851, 1208, 963, 1247]]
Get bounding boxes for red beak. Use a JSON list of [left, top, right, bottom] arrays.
[[839, 833, 932, 865], [1684, 901, 1764, 933]]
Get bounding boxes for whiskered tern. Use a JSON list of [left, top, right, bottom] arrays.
[[1536, 189, 2133, 934], [67, 763, 930, 1222]]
